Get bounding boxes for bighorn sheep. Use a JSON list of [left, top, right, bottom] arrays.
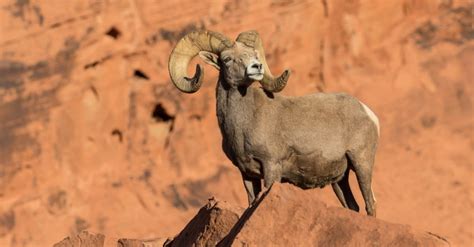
[[168, 30, 379, 216]]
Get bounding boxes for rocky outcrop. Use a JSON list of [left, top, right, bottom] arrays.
[[167, 184, 450, 246], [54, 232, 167, 247], [166, 199, 243, 247], [117, 238, 166, 247], [223, 184, 449, 246], [54, 184, 449, 246], [53, 231, 104, 247], [0, 0, 472, 246]]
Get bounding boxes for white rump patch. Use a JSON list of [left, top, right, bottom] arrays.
[[360, 101, 380, 137]]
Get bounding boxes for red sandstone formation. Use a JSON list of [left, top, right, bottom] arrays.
[[217, 184, 449, 246], [0, 0, 472, 246], [54, 184, 449, 246], [167, 199, 243, 247]]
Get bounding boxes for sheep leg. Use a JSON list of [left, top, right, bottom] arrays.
[[241, 174, 262, 206], [262, 162, 282, 189], [337, 169, 360, 212], [332, 183, 349, 208], [357, 176, 376, 217], [348, 152, 376, 217], [332, 171, 359, 212], [354, 166, 377, 217]]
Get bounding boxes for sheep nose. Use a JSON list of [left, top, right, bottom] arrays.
[[251, 63, 262, 70]]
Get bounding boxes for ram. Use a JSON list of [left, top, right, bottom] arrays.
[[168, 30, 379, 216]]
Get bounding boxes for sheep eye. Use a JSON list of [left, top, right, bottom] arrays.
[[222, 57, 232, 63]]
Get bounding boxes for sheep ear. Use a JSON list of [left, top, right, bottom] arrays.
[[199, 51, 220, 70]]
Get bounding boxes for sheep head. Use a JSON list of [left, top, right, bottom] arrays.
[[168, 30, 291, 93]]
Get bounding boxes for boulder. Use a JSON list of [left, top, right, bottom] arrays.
[[117, 238, 167, 247], [53, 231, 105, 247], [167, 198, 243, 247]]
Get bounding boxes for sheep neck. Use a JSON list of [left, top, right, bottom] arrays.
[[216, 78, 255, 126], [216, 77, 257, 161]]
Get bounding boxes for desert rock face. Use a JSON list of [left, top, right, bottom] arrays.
[[0, 0, 472, 246]]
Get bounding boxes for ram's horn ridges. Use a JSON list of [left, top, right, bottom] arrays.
[[168, 30, 233, 93]]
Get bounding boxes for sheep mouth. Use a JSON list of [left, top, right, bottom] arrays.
[[248, 73, 264, 81]]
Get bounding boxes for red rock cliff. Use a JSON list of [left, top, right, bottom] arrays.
[[0, 0, 472, 246]]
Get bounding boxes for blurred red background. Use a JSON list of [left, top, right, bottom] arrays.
[[0, 0, 472, 246]]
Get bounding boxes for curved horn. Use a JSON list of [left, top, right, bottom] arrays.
[[168, 30, 233, 93], [236, 30, 291, 92]]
